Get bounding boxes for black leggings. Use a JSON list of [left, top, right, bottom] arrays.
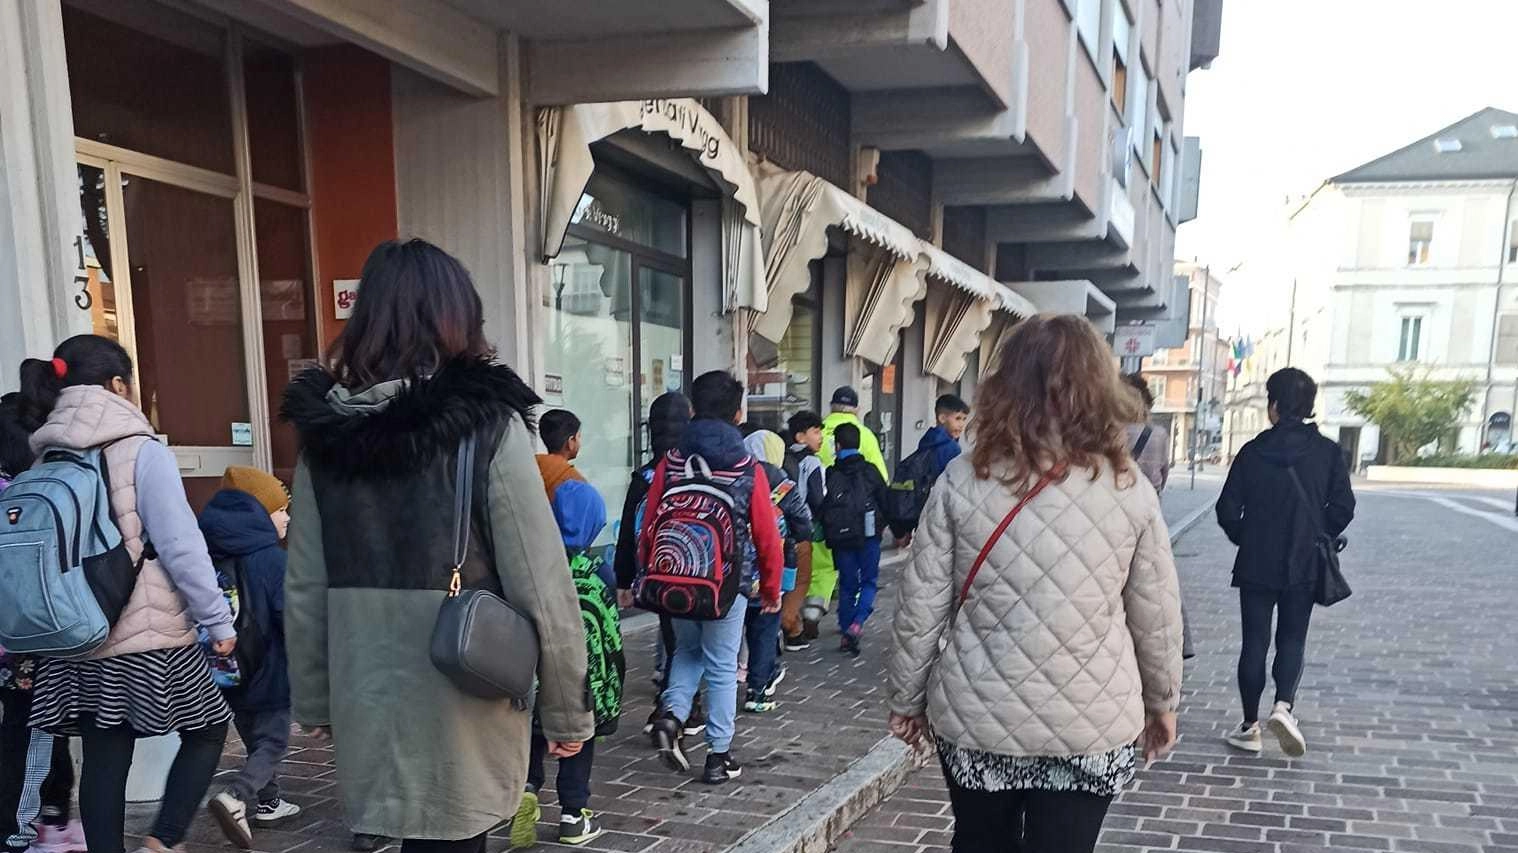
[[78, 720, 228, 853], [944, 776, 1113, 853], [1237, 585, 1315, 725], [400, 835, 486, 853]]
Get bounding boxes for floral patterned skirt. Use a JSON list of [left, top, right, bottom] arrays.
[[936, 738, 1138, 797]]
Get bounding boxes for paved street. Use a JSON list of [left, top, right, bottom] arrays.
[[833, 484, 1518, 853], [141, 476, 1224, 853]]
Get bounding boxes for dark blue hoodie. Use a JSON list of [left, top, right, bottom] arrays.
[[199, 489, 289, 713], [917, 425, 961, 479]]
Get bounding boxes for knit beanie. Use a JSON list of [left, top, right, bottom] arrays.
[[221, 466, 289, 514]]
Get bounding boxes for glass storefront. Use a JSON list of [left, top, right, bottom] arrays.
[[543, 172, 692, 546], [64, 0, 319, 499], [746, 270, 821, 433]]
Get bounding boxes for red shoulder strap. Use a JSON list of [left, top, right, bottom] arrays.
[[958, 466, 1065, 608]]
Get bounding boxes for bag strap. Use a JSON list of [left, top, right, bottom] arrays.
[[1131, 425, 1153, 458], [1284, 466, 1325, 538], [447, 435, 477, 597], [957, 466, 1065, 609]]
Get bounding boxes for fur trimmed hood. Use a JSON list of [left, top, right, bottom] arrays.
[[282, 358, 539, 475]]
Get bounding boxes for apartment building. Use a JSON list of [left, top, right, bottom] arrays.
[[1144, 263, 1229, 464], [1, 0, 1221, 512]]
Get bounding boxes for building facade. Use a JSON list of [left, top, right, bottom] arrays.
[[1, 0, 1221, 514], [1144, 262, 1228, 464], [1266, 108, 1518, 463]]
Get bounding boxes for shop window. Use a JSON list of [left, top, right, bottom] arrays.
[[254, 199, 319, 479], [244, 43, 304, 192], [1151, 131, 1164, 184], [746, 292, 821, 434], [545, 172, 693, 546], [1407, 219, 1434, 266], [63, 2, 233, 173], [121, 177, 249, 447], [75, 165, 120, 341]]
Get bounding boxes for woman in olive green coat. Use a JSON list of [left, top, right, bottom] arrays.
[[283, 240, 592, 853]]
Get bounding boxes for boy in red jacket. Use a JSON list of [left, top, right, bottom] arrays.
[[640, 372, 782, 785]]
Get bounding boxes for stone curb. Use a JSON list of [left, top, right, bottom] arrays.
[[727, 499, 1219, 853]]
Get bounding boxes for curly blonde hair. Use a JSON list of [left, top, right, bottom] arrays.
[[970, 314, 1142, 492]]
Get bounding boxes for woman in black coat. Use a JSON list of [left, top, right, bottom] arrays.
[[1216, 368, 1355, 759]]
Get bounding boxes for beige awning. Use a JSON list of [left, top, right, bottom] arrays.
[[922, 279, 995, 383], [993, 283, 1038, 318], [752, 163, 923, 345], [921, 244, 998, 301], [538, 99, 765, 312]]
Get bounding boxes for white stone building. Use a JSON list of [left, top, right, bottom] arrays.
[[1277, 107, 1518, 463]]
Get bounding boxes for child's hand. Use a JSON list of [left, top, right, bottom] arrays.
[[212, 637, 237, 657], [548, 741, 583, 758], [761, 597, 781, 614], [617, 589, 635, 609]]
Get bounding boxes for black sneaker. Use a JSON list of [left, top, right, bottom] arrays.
[[683, 704, 707, 737], [801, 618, 820, 642], [652, 712, 689, 772], [783, 634, 812, 652], [643, 708, 660, 738], [702, 752, 742, 785], [557, 809, 605, 846], [764, 664, 788, 697], [351, 834, 390, 852]]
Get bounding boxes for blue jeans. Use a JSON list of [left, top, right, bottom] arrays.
[[743, 606, 781, 694], [835, 539, 882, 633], [663, 596, 747, 753]]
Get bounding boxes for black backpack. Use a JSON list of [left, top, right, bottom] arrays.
[[212, 556, 267, 688], [884, 445, 940, 534], [820, 463, 875, 550]]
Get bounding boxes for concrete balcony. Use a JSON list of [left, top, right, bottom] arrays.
[[222, 0, 770, 102]]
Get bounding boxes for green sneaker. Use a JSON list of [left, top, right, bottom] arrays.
[[509, 789, 540, 849]]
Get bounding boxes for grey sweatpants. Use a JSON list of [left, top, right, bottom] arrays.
[[228, 709, 291, 805]]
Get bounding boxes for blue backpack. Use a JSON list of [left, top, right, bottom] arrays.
[[0, 445, 141, 659]]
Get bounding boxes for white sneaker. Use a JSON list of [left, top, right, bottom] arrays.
[[1267, 701, 1307, 757], [208, 791, 254, 849], [255, 798, 303, 823], [1224, 721, 1263, 753]]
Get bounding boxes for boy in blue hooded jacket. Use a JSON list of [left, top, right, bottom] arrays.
[[200, 467, 300, 849]]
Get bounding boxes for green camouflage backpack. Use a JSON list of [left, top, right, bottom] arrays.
[[568, 549, 625, 734]]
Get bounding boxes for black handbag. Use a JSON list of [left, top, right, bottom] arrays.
[[428, 435, 539, 703], [1285, 467, 1351, 607]]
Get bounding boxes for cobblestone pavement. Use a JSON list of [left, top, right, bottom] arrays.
[[832, 486, 1518, 853], [139, 478, 1222, 853]]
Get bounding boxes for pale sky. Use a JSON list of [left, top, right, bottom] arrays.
[[1175, 0, 1518, 334]]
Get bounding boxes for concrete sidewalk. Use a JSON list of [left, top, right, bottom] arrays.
[[161, 477, 1222, 853]]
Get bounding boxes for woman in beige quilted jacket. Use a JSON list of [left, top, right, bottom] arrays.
[[886, 315, 1184, 853]]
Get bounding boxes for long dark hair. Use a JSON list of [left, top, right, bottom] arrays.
[[0, 393, 34, 478], [328, 239, 493, 388], [16, 334, 134, 432]]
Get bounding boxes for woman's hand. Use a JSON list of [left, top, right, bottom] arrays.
[[1141, 711, 1178, 762], [211, 637, 237, 657], [889, 713, 928, 747], [549, 741, 584, 758], [617, 589, 636, 609]]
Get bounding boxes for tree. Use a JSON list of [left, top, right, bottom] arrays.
[[1343, 367, 1476, 462]]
